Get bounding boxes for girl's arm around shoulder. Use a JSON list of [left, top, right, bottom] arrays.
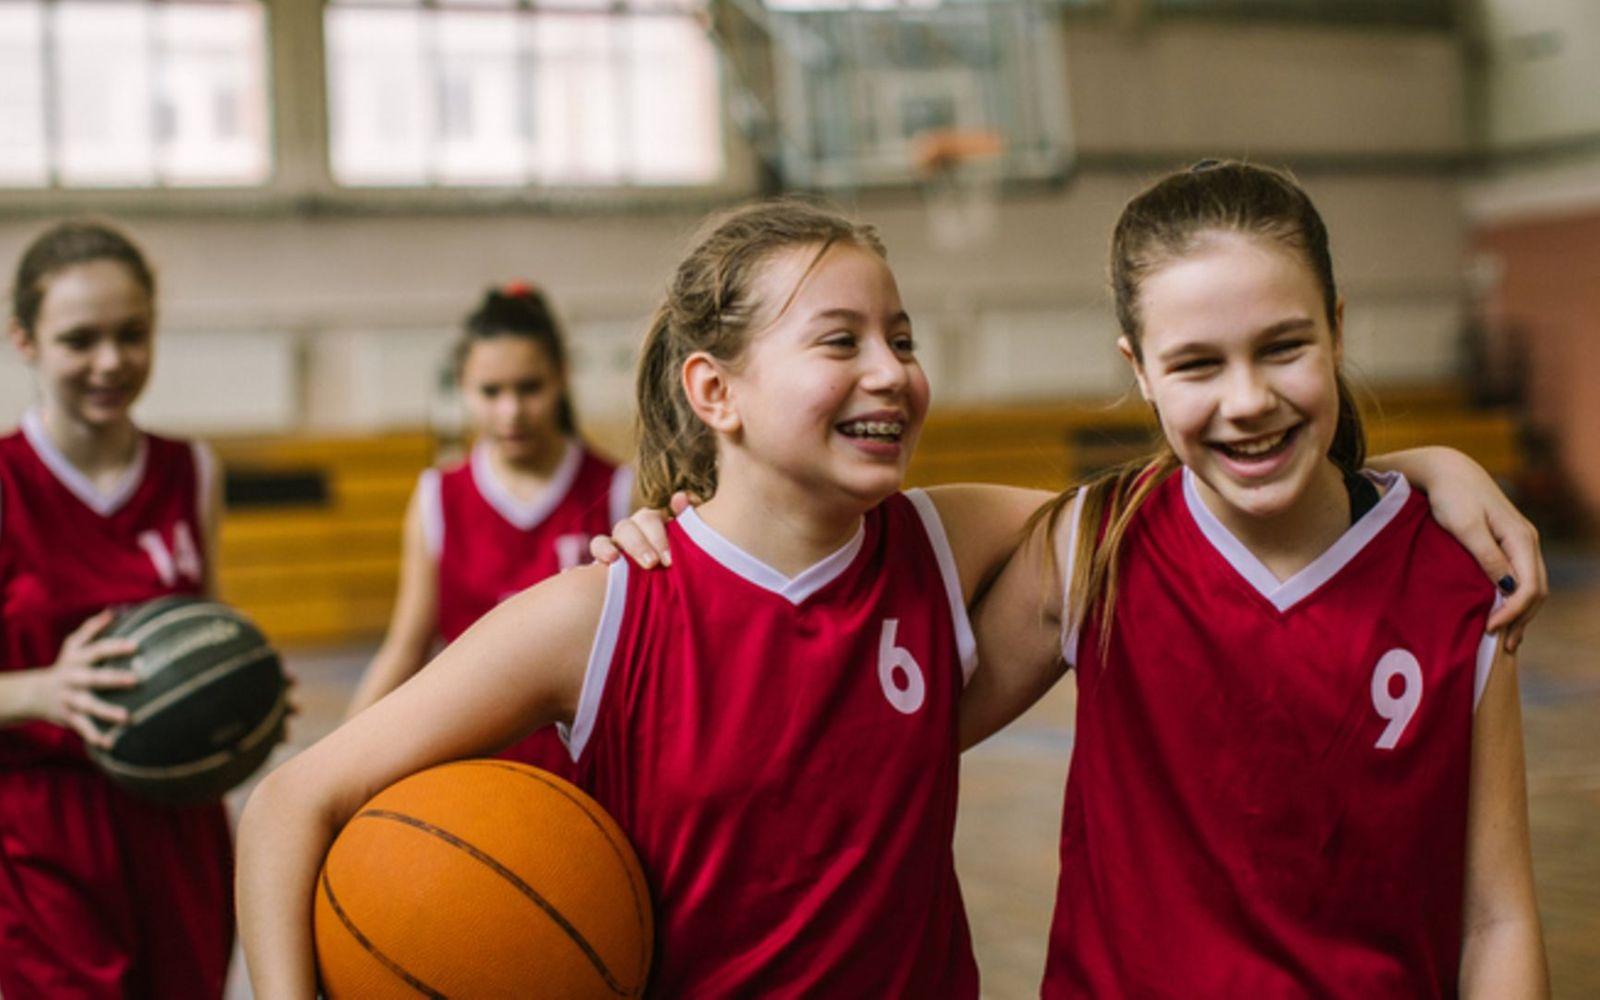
[[236, 562, 611, 999], [1369, 447, 1546, 648], [920, 484, 1052, 603], [957, 503, 1073, 751], [345, 483, 441, 719], [1459, 642, 1549, 998]]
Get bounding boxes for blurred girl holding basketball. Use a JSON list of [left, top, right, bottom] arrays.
[[345, 283, 632, 777], [0, 221, 233, 997], [963, 161, 1547, 994], [240, 200, 1049, 997]]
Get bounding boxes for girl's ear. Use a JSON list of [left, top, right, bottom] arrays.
[[7, 321, 36, 363], [1118, 336, 1152, 402], [683, 351, 741, 435]]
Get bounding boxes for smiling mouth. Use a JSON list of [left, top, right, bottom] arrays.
[[837, 419, 905, 443], [1212, 424, 1300, 461]]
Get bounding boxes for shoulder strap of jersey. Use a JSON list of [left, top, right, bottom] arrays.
[[562, 557, 631, 761], [608, 465, 636, 527], [417, 467, 444, 558], [903, 489, 978, 683], [1058, 488, 1089, 667]]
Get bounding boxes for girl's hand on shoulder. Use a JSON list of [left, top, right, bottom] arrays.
[[36, 609, 141, 747], [589, 491, 695, 568], [1374, 447, 1548, 651]]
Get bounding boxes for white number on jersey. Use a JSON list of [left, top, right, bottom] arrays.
[[878, 619, 926, 714], [138, 521, 203, 587], [1371, 648, 1423, 750]]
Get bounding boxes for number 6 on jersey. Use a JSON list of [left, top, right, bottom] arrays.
[[878, 619, 926, 714], [1371, 648, 1423, 750]]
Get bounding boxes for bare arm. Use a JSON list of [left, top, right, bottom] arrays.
[[345, 488, 440, 719], [922, 484, 1052, 603], [958, 510, 1071, 751], [236, 563, 607, 998], [1459, 644, 1548, 997], [1370, 447, 1546, 648]]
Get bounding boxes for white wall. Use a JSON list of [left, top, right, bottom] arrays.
[[1464, 0, 1600, 224], [1476, 0, 1600, 150]]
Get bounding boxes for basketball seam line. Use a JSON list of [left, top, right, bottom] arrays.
[[359, 807, 635, 996], [320, 870, 447, 999], [124, 602, 255, 646], [115, 646, 279, 729], [97, 693, 288, 779], [459, 761, 651, 981]]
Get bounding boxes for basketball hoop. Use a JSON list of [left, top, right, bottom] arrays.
[[912, 128, 1004, 253]]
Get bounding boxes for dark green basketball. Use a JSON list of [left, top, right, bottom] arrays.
[[88, 595, 289, 803]]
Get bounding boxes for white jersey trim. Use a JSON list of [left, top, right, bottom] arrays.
[[1059, 488, 1088, 667], [1182, 467, 1411, 613], [676, 505, 864, 606], [906, 489, 978, 683], [417, 468, 444, 559], [608, 465, 635, 527], [22, 408, 149, 518], [1475, 593, 1505, 712], [561, 557, 629, 761], [471, 437, 583, 532]]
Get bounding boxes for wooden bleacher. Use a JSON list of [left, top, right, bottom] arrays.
[[213, 386, 1521, 648], [213, 433, 433, 647]]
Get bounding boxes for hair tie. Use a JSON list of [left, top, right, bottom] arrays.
[[502, 280, 533, 298]]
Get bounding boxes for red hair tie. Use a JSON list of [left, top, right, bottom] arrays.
[[502, 280, 533, 298]]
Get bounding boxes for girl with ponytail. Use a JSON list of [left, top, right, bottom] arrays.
[[344, 284, 632, 779], [238, 200, 1046, 997], [966, 161, 1547, 995]]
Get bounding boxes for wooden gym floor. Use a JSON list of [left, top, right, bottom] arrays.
[[226, 548, 1600, 999]]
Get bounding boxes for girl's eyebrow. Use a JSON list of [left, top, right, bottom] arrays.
[[1155, 317, 1316, 365], [808, 308, 911, 326]]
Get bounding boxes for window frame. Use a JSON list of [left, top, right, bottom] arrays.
[[0, 0, 750, 218]]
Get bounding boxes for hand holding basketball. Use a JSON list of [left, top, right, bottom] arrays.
[[84, 596, 290, 802], [30, 609, 141, 748]]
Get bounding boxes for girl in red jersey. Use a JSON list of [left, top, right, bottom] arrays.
[[345, 284, 632, 777], [0, 221, 233, 997], [964, 162, 1547, 996], [238, 200, 1050, 997]]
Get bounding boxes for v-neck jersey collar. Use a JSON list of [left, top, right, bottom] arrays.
[[21, 408, 149, 518], [675, 505, 866, 606], [470, 438, 582, 531], [1180, 465, 1410, 613]]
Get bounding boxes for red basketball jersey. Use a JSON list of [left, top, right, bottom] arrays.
[[420, 440, 631, 774], [1043, 469, 1497, 999], [0, 411, 232, 998], [0, 411, 212, 765], [570, 491, 979, 998]]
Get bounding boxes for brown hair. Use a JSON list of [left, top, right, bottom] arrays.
[[633, 199, 886, 507], [456, 283, 577, 436], [10, 219, 156, 338], [1039, 160, 1366, 650]]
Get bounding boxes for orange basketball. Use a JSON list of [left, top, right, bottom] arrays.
[[313, 759, 652, 999]]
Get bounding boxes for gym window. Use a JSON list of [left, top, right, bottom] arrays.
[[0, 0, 271, 188], [323, 0, 724, 187]]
